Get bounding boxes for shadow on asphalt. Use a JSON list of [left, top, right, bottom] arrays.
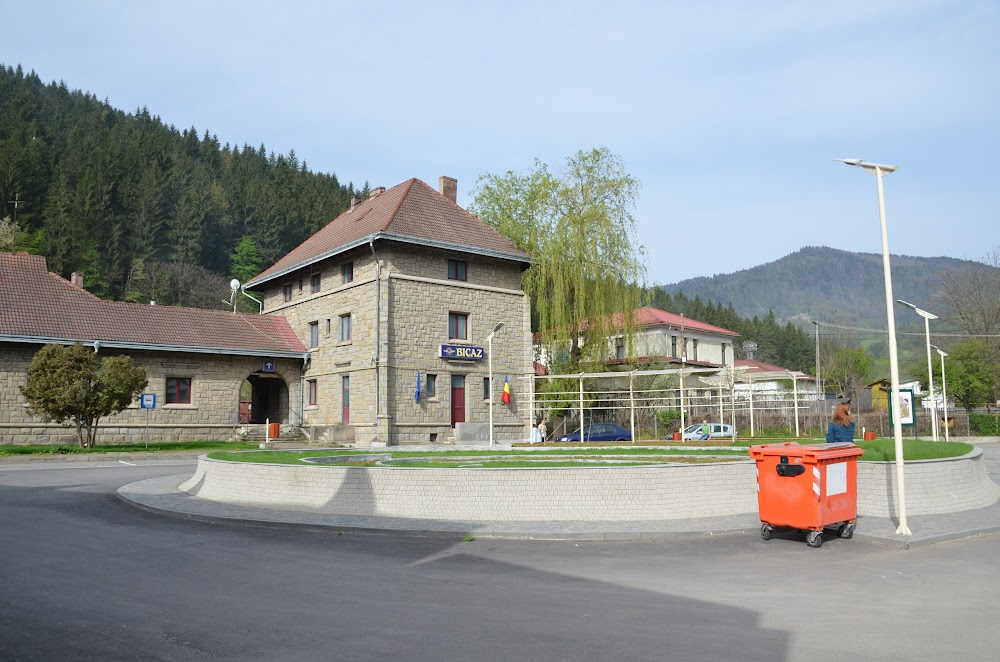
[[0, 465, 793, 661]]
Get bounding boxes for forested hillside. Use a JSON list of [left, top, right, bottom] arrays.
[[0, 64, 358, 305], [655, 246, 970, 325], [646, 289, 815, 372]]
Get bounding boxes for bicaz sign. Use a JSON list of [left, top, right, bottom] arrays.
[[439, 344, 485, 361]]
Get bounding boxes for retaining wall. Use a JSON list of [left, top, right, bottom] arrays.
[[180, 448, 999, 522]]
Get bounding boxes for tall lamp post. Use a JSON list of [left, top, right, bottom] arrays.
[[932, 345, 949, 442], [487, 321, 505, 448], [834, 158, 911, 536], [897, 300, 939, 441], [812, 321, 822, 402]]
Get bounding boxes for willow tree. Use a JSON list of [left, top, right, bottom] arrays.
[[471, 148, 647, 369]]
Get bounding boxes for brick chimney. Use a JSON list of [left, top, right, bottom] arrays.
[[370, 186, 385, 198], [349, 195, 361, 211], [70, 272, 84, 288], [439, 176, 457, 203]]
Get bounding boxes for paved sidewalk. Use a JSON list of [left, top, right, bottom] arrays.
[[115, 440, 1000, 549]]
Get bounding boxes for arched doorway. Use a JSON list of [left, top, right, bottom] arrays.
[[240, 374, 290, 424]]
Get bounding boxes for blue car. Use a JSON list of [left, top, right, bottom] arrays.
[[558, 423, 632, 442]]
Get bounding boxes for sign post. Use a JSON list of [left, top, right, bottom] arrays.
[[140, 393, 157, 449]]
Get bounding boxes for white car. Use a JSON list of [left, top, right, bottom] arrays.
[[680, 423, 737, 441]]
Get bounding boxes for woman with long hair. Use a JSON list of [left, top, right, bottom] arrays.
[[826, 400, 856, 443]]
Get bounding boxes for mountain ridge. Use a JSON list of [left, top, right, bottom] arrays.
[[654, 246, 971, 326]]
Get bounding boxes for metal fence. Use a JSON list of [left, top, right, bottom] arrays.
[[531, 368, 980, 441]]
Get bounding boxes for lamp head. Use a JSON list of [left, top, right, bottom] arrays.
[[833, 158, 898, 174], [896, 300, 937, 319]]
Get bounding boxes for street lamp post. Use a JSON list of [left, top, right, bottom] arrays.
[[932, 345, 949, 442], [835, 158, 911, 536], [487, 321, 505, 448], [897, 300, 939, 441], [812, 321, 822, 402]]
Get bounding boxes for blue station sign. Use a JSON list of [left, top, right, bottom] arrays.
[[439, 344, 485, 361]]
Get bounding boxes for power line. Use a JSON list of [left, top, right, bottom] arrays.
[[815, 320, 1000, 339]]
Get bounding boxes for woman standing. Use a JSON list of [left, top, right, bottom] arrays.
[[826, 401, 856, 443]]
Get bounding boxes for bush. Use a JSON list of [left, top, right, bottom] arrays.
[[655, 410, 683, 429], [969, 413, 1000, 436]]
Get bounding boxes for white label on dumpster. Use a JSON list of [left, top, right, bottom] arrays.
[[827, 461, 847, 496]]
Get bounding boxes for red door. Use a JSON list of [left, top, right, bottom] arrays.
[[342, 375, 350, 425], [451, 375, 465, 427]]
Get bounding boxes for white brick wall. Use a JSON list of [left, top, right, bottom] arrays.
[[181, 450, 999, 521]]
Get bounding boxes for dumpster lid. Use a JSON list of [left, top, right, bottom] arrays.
[[749, 441, 863, 462]]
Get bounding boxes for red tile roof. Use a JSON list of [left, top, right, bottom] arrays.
[[247, 178, 530, 286], [633, 306, 739, 337], [0, 253, 306, 356]]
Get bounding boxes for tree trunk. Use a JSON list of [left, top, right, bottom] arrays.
[[75, 417, 86, 448]]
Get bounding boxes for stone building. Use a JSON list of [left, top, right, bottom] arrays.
[[0, 253, 306, 444], [244, 177, 533, 446], [0, 177, 533, 446]]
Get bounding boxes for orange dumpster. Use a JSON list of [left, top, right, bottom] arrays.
[[268, 422, 280, 439], [749, 441, 864, 548]]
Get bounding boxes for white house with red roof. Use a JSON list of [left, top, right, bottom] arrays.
[[613, 306, 740, 369]]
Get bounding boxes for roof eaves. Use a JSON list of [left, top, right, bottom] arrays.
[[244, 236, 376, 289], [0, 335, 308, 359], [379, 232, 531, 265]]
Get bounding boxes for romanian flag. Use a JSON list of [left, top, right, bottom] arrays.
[[500, 376, 511, 405]]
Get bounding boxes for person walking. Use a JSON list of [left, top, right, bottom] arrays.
[[826, 400, 856, 443], [538, 417, 548, 443], [699, 419, 712, 441]]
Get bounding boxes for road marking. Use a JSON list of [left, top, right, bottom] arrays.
[[118, 460, 136, 466]]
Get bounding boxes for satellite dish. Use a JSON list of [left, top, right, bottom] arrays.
[[230, 278, 240, 291]]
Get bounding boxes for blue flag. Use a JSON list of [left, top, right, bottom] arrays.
[[415, 371, 421, 402]]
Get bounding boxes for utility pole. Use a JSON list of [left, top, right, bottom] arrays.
[[7, 193, 24, 224]]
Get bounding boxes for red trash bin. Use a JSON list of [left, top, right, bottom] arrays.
[[268, 422, 280, 439], [749, 441, 864, 548]]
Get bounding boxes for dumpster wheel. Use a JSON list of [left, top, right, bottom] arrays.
[[806, 530, 823, 548], [761, 524, 773, 540], [838, 522, 856, 539]]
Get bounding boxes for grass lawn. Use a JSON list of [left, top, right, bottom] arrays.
[[4, 438, 974, 464], [206, 447, 754, 466], [0, 441, 262, 456], [856, 438, 973, 461]]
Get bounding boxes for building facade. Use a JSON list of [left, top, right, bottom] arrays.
[[245, 177, 533, 446]]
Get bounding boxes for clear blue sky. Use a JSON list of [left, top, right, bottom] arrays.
[[3, 1, 997, 283]]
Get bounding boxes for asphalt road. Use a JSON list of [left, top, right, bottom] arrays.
[[2, 461, 999, 661]]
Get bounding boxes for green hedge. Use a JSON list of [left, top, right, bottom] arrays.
[[655, 410, 683, 429], [969, 413, 1000, 436]]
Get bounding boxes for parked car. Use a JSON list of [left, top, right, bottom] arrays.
[[678, 423, 737, 441], [558, 423, 632, 442]]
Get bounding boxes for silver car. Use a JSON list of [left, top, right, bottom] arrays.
[[680, 423, 737, 441]]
